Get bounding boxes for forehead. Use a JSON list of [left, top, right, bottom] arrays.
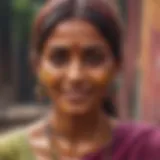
[[46, 19, 108, 46]]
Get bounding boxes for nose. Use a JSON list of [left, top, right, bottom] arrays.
[[67, 60, 84, 83]]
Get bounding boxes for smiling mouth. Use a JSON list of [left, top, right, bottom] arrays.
[[63, 91, 91, 103]]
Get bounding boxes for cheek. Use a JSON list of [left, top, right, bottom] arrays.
[[38, 61, 60, 88], [89, 66, 115, 87]]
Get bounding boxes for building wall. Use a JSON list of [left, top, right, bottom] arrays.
[[117, 0, 142, 120], [139, 0, 160, 124], [0, 0, 14, 107]]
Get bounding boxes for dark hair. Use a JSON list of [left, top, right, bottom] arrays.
[[30, 0, 123, 116]]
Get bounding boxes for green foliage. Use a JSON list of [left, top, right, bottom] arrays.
[[12, 0, 32, 15], [11, 0, 42, 40]]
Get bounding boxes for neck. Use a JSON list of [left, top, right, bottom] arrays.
[[49, 107, 110, 142]]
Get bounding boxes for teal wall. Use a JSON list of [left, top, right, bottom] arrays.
[[118, 0, 127, 23], [11, 0, 42, 102]]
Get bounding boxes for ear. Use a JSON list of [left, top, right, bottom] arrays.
[[113, 60, 121, 76], [110, 62, 118, 77]]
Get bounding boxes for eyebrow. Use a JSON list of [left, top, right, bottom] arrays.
[[49, 43, 70, 49], [82, 44, 106, 49], [49, 42, 107, 48]]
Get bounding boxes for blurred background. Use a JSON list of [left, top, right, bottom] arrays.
[[0, 0, 159, 133]]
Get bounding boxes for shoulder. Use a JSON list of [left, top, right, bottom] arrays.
[[0, 120, 47, 160], [113, 121, 160, 160], [0, 130, 27, 160], [144, 125, 160, 159]]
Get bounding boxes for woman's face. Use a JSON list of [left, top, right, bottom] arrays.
[[38, 19, 117, 115]]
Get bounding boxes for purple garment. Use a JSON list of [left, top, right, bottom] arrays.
[[83, 122, 160, 160]]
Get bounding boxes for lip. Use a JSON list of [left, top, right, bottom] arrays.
[[63, 91, 90, 103]]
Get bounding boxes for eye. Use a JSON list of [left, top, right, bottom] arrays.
[[83, 46, 106, 66], [49, 47, 69, 66]]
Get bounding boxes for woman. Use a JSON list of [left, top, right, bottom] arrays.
[[0, 0, 160, 160]]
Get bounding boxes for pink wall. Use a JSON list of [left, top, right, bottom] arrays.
[[118, 0, 141, 120]]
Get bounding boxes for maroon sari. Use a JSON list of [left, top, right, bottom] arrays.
[[82, 122, 160, 160]]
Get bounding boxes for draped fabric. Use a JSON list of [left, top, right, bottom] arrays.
[[0, 123, 159, 160]]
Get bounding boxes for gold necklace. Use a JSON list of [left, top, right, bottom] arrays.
[[45, 123, 60, 160], [45, 122, 113, 160]]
